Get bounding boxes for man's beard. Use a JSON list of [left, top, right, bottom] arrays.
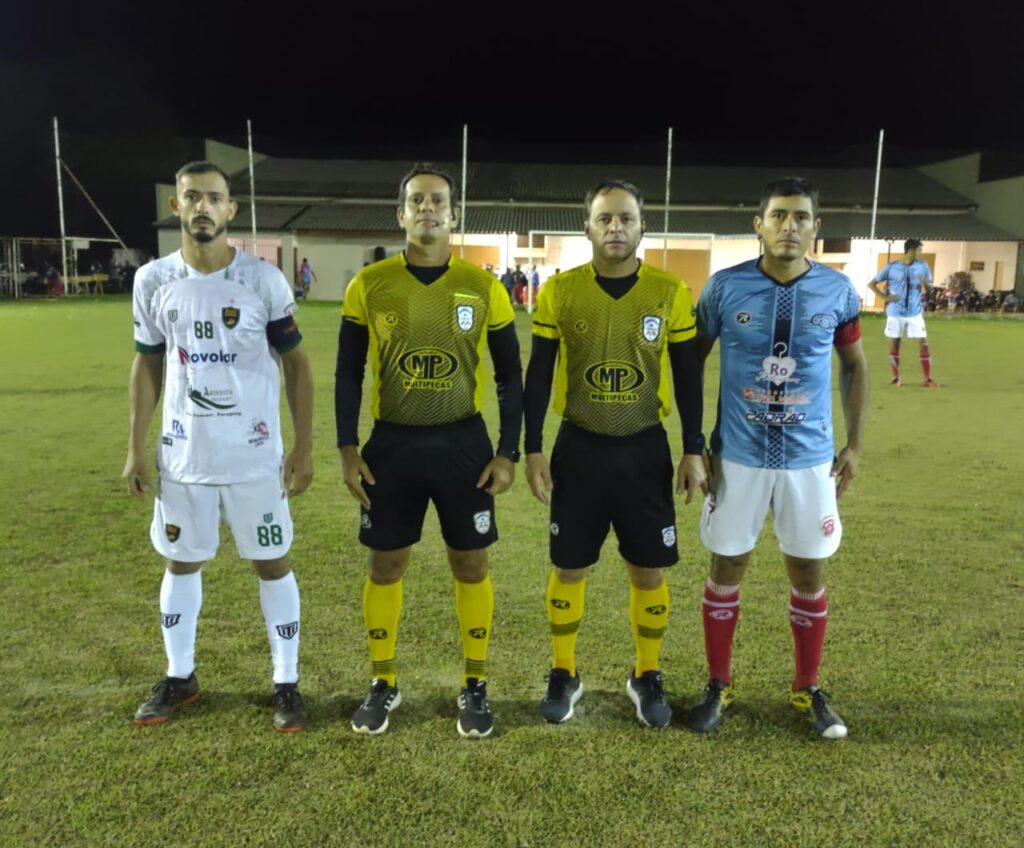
[[184, 219, 227, 243]]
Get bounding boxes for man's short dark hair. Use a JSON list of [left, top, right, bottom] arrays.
[[398, 163, 458, 206], [584, 179, 644, 216], [904, 238, 923, 252], [175, 160, 232, 193], [758, 176, 819, 218]]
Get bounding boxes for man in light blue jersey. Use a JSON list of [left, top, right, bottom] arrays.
[[868, 239, 937, 387], [687, 176, 868, 740]]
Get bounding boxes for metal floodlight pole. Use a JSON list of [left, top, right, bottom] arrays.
[[527, 230, 535, 314], [663, 126, 673, 270], [52, 117, 69, 289], [247, 119, 257, 240], [460, 123, 468, 258], [870, 128, 884, 242], [59, 160, 128, 249]]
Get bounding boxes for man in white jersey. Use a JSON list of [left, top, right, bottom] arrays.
[[124, 161, 314, 732], [687, 177, 868, 740]]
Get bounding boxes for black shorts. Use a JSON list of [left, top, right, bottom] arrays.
[[359, 414, 498, 552], [549, 422, 678, 569]]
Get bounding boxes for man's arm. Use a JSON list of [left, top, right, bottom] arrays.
[[832, 338, 868, 498], [335, 318, 375, 508], [478, 322, 523, 496], [122, 352, 163, 496], [281, 343, 314, 497], [523, 334, 558, 505], [668, 339, 707, 502], [867, 278, 896, 304]]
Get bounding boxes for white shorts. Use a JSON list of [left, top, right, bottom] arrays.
[[150, 477, 293, 562], [699, 458, 842, 560], [884, 314, 927, 339]]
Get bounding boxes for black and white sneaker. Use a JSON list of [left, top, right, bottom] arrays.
[[271, 683, 306, 733], [790, 686, 848, 740], [626, 669, 672, 728], [351, 678, 401, 735], [457, 678, 493, 739], [133, 673, 199, 726], [539, 668, 583, 724], [687, 678, 735, 734]]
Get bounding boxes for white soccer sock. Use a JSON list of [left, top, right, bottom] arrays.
[[159, 570, 202, 679], [259, 571, 300, 685]]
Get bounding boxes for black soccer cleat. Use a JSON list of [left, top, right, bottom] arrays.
[[539, 668, 583, 724], [352, 678, 402, 735], [133, 673, 200, 726], [626, 669, 672, 728], [687, 678, 735, 733], [790, 686, 848, 740], [271, 683, 306, 733], [457, 678, 494, 739]]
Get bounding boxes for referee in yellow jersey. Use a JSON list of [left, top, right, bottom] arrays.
[[336, 164, 523, 739], [525, 180, 707, 727]]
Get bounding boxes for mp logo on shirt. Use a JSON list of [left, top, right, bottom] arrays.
[[456, 305, 475, 332], [642, 315, 662, 342], [473, 510, 492, 534]]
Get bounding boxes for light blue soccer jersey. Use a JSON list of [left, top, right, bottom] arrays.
[[873, 260, 932, 317], [698, 259, 861, 470]]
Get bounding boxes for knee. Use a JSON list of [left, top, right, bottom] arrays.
[[369, 549, 410, 584], [626, 565, 664, 591], [167, 559, 203, 575], [554, 566, 589, 585], [448, 548, 488, 583], [710, 552, 750, 583], [253, 556, 291, 580], [786, 557, 824, 592]]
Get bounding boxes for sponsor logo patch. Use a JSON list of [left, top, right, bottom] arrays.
[[397, 348, 458, 391], [812, 313, 837, 330], [384, 313, 398, 326], [473, 510, 492, 534], [758, 343, 799, 386], [456, 305, 475, 332], [165, 524, 180, 542], [161, 613, 181, 628], [709, 609, 734, 621], [642, 315, 662, 342], [584, 361, 645, 403], [368, 628, 388, 640], [186, 381, 237, 412], [821, 516, 836, 537], [574, 321, 588, 333], [468, 627, 488, 639], [661, 526, 676, 547], [161, 436, 173, 446], [222, 307, 240, 328], [550, 599, 570, 610], [736, 312, 751, 324], [177, 346, 238, 366], [172, 419, 186, 438], [275, 621, 299, 640], [248, 419, 270, 447], [645, 605, 667, 615]]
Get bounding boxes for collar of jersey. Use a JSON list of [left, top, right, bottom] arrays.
[[177, 248, 239, 280], [755, 257, 814, 288]]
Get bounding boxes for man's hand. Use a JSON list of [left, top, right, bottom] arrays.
[[885, 293, 899, 304], [676, 453, 708, 504], [477, 456, 515, 496], [122, 452, 153, 497], [524, 452, 553, 505], [831, 446, 860, 499], [284, 447, 313, 497], [340, 445, 375, 509]]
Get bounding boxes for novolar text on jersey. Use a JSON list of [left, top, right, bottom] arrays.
[[177, 345, 239, 365]]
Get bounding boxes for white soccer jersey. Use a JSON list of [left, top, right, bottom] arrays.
[[132, 249, 299, 484]]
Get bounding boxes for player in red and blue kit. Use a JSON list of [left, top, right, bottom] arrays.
[[688, 177, 868, 740], [868, 239, 937, 387]]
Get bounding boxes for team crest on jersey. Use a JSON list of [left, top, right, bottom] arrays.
[[456, 305, 475, 332], [275, 621, 299, 640], [820, 515, 836, 537], [161, 613, 181, 629], [473, 510, 492, 534], [222, 307, 240, 328], [165, 524, 180, 542], [167, 309, 178, 323], [661, 526, 676, 547], [263, 513, 274, 524], [642, 315, 662, 342]]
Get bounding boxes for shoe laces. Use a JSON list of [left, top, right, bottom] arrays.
[[545, 669, 571, 699], [151, 677, 186, 704], [273, 684, 301, 711], [363, 679, 393, 707], [640, 671, 666, 703], [463, 679, 490, 713]]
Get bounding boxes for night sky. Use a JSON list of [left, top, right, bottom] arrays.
[[4, 2, 1022, 250]]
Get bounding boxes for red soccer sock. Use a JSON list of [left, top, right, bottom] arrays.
[[889, 344, 900, 379], [790, 588, 828, 691], [702, 581, 740, 684], [920, 342, 932, 380]]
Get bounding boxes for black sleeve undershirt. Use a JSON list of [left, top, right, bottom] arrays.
[[669, 337, 705, 454], [523, 335, 558, 453], [335, 318, 369, 447], [486, 322, 524, 455]]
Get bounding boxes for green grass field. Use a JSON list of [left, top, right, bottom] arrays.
[[1, 298, 1022, 847]]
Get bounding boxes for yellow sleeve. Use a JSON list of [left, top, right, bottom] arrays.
[[668, 281, 697, 343], [341, 273, 367, 325], [488, 277, 515, 330], [532, 277, 560, 339]]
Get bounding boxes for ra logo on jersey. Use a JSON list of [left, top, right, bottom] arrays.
[[642, 315, 662, 342], [276, 621, 299, 640], [736, 312, 752, 324], [165, 524, 181, 542], [473, 510, 492, 534], [172, 419, 186, 438], [456, 305, 475, 332], [222, 307, 240, 329]]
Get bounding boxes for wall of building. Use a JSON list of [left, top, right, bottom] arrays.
[[295, 233, 405, 301]]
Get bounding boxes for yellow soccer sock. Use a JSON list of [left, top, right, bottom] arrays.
[[362, 576, 402, 686], [546, 571, 586, 677], [455, 575, 493, 685], [631, 580, 670, 675]]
